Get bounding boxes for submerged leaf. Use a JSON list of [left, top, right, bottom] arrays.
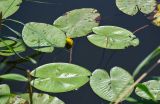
[[0, 38, 26, 56], [0, 84, 10, 104], [54, 8, 100, 38], [7, 94, 28, 104], [0, 0, 22, 19], [116, 0, 156, 16], [0, 73, 28, 82], [135, 80, 160, 100], [20, 93, 64, 104], [31, 63, 91, 93], [22, 22, 66, 53], [90, 67, 134, 102], [87, 26, 139, 49]]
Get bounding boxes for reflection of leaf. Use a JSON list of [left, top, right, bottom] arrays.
[[116, 0, 156, 16], [22, 22, 66, 53], [54, 8, 100, 38], [87, 26, 139, 49], [90, 67, 134, 102], [136, 84, 155, 100], [20, 93, 64, 104], [0, 74, 28, 82], [135, 80, 160, 100], [0, 0, 22, 19], [31, 63, 91, 93], [133, 46, 160, 77], [0, 84, 10, 104]]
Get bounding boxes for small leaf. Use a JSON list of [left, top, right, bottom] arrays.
[[133, 46, 160, 77], [116, 0, 156, 16], [90, 67, 134, 102], [0, 0, 22, 19], [22, 22, 66, 53], [135, 80, 160, 100], [0, 84, 10, 104], [20, 93, 64, 104], [54, 8, 100, 38], [31, 63, 91, 93], [87, 26, 139, 49], [0, 74, 28, 82]]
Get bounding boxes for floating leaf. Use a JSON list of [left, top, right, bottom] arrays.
[[0, 84, 10, 104], [133, 46, 160, 77], [116, 0, 156, 16], [87, 26, 139, 49], [0, 73, 28, 82], [136, 84, 155, 100], [31, 63, 91, 93], [7, 94, 28, 104], [0, 38, 26, 56], [0, 0, 22, 19], [54, 8, 100, 38], [22, 22, 66, 53], [152, 4, 160, 27], [135, 80, 160, 100], [90, 67, 134, 102], [20, 93, 64, 104]]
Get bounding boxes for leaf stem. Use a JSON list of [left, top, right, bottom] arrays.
[[133, 25, 149, 34], [27, 70, 33, 104], [69, 48, 73, 63], [114, 59, 160, 104]]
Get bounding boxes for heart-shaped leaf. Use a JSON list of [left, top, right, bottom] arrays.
[[20, 93, 64, 104], [116, 0, 156, 16], [0, 38, 26, 56], [0, 0, 22, 19], [90, 67, 134, 102], [135, 80, 160, 100], [0, 84, 10, 104], [87, 26, 139, 49], [31, 63, 91, 93], [54, 8, 100, 38], [22, 22, 66, 53], [0, 73, 28, 82]]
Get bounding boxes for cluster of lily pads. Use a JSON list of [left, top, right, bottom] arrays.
[[0, 0, 160, 104]]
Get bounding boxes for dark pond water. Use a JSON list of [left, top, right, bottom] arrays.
[[1, 0, 160, 104]]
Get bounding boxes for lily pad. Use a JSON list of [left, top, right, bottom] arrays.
[[31, 63, 91, 93], [87, 26, 139, 49], [54, 8, 100, 38], [90, 67, 134, 102], [116, 0, 156, 16], [0, 0, 22, 19], [22, 22, 66, 53], [20, 93, 64, 104], [135, 80, 160, 100], [0, 84, 10, 104]]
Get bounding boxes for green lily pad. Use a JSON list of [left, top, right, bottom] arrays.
[[0, 0, 22, 19], [90, 67, 134, 102], [116, 0, 156, 16], [87, 26, 139, 49], [0, 73, 28, 82], [54, 8, 100, 38], [0, 84, 10, 104], [22, 22, 66, 53], [31, 63, 91, 93], [0, 39, 26, 56], [20, 93, 64, 104], [135, 80, 160, 100]]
